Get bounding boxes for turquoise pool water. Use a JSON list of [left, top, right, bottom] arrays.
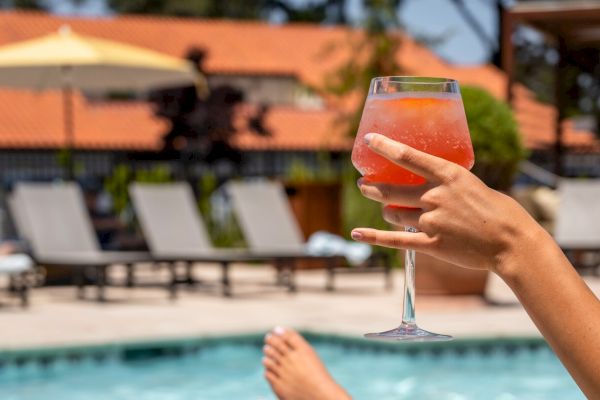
[[0, 334, 583, 400]]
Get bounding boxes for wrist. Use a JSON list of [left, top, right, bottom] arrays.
[[493, 223, 555, 285]]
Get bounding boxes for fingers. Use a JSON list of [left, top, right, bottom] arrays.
[[365, 133, 455, 183], [351, 228, 436, 251], [382, 206, 423, 228], [358, 179, 428, 207]]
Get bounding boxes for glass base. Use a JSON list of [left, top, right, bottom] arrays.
[[365, 323, 453, 342]]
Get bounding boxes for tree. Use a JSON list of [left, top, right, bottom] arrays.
[[326, 0, 404, 138], [107, 0, 342, 21], [108, 0, 267, 19], [452, 0, 599, 136], [0, 0, 46, 10], [148, 48, 270, 173]]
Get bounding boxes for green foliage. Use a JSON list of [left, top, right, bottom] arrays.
[[0, 0, 46, 10], [106, 0, 397, 24], [108, 0, 267, 19], [56, 148, 84, 177], [341, 161, 399, 266], [285, 153, 337, 184], [134, 165, 172, 184], [196, 173, 245, 248], [104, 164, 131, 216], [325, 1, 403, 139], [341, 165, 388, 235], [104, 164, 172, 216], [461, 85, 528, 190]]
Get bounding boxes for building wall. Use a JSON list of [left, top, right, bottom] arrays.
[[207, 74, 324, 109]]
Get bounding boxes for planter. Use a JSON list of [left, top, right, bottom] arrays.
[[285, 182, 342, 237], [415, 252, 488, 295], [285, 182, 342, 269]]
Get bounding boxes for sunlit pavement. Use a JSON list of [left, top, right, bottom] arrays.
[[1, 263, 599, 349]]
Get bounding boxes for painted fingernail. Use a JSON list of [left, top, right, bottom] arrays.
[[356, 178, 364, 188], [364, 133, 374, 144], [273, 326, 286, 335], [351, 230, 363, 240]]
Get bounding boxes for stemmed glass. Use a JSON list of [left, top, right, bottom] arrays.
[[351, 76, 474, 341]]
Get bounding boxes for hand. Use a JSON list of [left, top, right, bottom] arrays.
[[351, 133, 545, 273]]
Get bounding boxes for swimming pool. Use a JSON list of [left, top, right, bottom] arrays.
[[0, 333, 583, 400]]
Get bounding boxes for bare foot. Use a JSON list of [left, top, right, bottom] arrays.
[[262, 327, 352, 400]]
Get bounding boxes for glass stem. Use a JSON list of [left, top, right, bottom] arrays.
[[402, 226, 417, 326]]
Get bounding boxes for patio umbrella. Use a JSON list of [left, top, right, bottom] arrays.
[[0, 25, 198, 178]]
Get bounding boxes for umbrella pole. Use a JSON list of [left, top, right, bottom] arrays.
[[62, 66, 74, 180]]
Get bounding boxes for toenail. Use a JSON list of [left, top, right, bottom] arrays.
[[273, 326, 286, 335], [264, 333, 271, 341], [263, 345, 271, 352]]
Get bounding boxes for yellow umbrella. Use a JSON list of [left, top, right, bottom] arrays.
[[0, 25, 198, 177]]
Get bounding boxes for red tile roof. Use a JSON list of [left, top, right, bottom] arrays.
[[0, 11, 596, 152], [0, 89, 166, 149], [232, 105, 348, 151]]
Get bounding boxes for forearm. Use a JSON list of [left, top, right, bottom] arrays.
[[497, 227, 600, 399]]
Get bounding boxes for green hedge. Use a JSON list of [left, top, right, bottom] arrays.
[[461, 85, 527, 190]]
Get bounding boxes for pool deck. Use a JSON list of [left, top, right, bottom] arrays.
[[1, 264, 599, 349]]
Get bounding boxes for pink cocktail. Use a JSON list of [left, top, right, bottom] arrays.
[[352, 77, 474, 341], [352, 91, 473, 186]]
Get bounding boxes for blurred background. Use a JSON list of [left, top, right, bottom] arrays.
[[0, 1, 598, 399], [0, 0, 597, 255]]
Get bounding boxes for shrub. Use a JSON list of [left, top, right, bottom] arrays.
[[461, 85, 528, 190]]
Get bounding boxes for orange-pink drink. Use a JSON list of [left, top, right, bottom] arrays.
[[352, 92, 474, 185]]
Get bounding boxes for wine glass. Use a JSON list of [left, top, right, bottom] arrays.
[[351, 76, 474, 341]]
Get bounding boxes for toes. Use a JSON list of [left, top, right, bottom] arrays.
[[264, 369, 279, 384], [263, 345, 280, 363], [262, 356, 279, 374], [275, 327, 306, 351], [264, 370, 286, 398], [265, 332, 290, 356]]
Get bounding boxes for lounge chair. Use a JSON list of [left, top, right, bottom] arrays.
[[129, 182, 294, 297], [10, 182, 161, 302], [226, 180, 392, 291], [555, 179, 600, 273]]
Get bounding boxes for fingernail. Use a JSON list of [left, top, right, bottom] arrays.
[[273, 326, 286, 335], [351, 230, 363, 240], [356, 178, 364, 188], [364, 133, 374, 144]]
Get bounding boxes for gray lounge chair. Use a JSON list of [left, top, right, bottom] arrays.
[[10, 182, 160, 302], [129, 182, 294, 296], [555, 179, 600, 272], [226, 180, 392, 291]]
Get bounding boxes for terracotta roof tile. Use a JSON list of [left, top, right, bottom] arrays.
[[232, 105, 350, 151], [0, 11, 596, 152], [0, 89, 166, 150]]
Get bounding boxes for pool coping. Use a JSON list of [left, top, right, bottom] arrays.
[[0, 331, 550, 364]]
